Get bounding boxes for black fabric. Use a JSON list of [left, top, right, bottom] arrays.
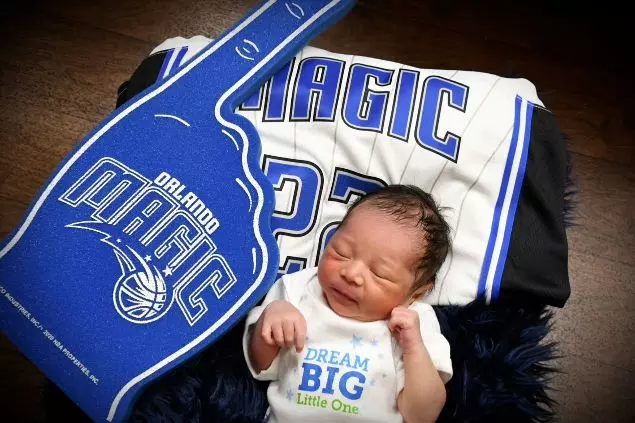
[[116, 51, 168, 108], [435, 299, 559, 423], [499, 107, 570, 307]]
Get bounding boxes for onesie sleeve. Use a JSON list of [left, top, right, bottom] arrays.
[[242, 277, 288, 381], [395, 302, 453, 393]]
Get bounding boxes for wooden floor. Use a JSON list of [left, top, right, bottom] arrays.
[[1, 1, 633, 421]]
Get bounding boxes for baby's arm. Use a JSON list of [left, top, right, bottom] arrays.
[[248, 299, 307, 373], [390, 307, 446, 423], [397, 343, 446, 423]]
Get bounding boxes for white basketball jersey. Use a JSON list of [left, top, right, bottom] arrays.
[[141, 36, 549, 306]]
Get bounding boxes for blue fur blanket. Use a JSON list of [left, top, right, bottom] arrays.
[[132, 300, 562, 423], [42, 299, 559, 423]]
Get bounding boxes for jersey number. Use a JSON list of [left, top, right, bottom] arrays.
[[263, 156, 386, 279]]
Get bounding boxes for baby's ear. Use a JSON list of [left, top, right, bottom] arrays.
[[409, 281, 433, 303]]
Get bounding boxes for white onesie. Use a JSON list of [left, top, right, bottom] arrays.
[[242, 267, 453, 423]]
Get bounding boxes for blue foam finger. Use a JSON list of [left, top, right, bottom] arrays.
[[0, 1, 356, 421]]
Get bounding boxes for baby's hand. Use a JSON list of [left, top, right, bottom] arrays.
[[389, 306, 424, 355], [259, 300, 307, 352]]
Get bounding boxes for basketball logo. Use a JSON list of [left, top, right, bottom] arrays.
[[65, 220, 175, 324], [112, 246, 173, 324]]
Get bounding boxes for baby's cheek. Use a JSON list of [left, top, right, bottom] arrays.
[[317, 257, 335, 282], [367, 289, 398, 320], [384, 290, 409, 314]]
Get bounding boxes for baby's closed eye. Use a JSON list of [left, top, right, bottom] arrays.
[[332, 246, 350, 259], [371, 268, 393, 281]]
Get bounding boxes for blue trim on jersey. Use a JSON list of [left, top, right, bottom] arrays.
[[477, 96, 522, 299], [160, 47, 188, 79], [174, 46, 189, 70], [491, 101, 535, 301], [158, 48, 173, 79]]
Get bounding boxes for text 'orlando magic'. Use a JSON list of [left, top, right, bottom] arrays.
[[59, 157, 236, 326]]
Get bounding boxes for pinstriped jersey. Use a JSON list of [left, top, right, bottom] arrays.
[[117, 36, 569, 307]]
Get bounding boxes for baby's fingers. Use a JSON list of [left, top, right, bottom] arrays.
[[272, 322, 285, 347], [388, 315, 404, 332], [294, 318, 307, 352], [260, 322, 274, 345], [282, 319, 295, 348], [389, 307, 417, 330]]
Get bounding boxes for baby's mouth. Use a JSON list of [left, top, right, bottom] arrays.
[[331, 286, 357, 303]]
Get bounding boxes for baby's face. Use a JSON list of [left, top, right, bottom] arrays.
[[317, 204, 424, 322]]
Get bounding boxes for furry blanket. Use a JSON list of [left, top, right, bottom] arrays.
[[41, 299, 559, 423]]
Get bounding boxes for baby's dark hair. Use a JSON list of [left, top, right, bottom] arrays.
[[341, 184, 452, 291]]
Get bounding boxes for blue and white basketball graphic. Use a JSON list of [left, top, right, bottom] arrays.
[[112, 247, 172, 324]]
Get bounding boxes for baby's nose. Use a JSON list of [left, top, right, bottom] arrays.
[[341, 261, 365, 286]]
